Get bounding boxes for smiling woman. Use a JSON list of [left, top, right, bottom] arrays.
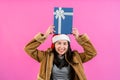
[[52, 34, 70, 56], [24, 25, 97, 80], [54, 40, 69, 56], [0, 0, 120, 80]]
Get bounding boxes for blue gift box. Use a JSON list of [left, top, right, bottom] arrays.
[[53, 7, 73, 34]]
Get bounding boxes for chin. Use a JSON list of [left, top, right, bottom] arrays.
[[59, 53, 65, 55]]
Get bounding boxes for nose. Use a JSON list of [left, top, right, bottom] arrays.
[[59, 44, 64, 48]]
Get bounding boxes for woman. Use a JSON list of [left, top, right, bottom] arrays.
[[24, 25, 97, 80]]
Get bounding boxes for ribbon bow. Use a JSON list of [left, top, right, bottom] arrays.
[[54, 7, 65, 20]]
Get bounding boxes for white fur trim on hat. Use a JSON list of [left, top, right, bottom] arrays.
[[52, 34, 70, 43]]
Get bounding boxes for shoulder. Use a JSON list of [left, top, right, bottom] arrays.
[[46, 48, 52, 52], [72, 50, 83, 63], [72, 50, 79, 56], [45, 48, 53, 56]]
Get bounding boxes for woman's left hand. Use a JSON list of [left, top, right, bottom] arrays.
[[72, 28, 80, 38]]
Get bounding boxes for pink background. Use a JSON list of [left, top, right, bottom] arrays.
[[0, 0, 120, 80]]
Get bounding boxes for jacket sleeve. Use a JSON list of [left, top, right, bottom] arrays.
[[24, 33, 47, 62], [75, 34, 97, 63]]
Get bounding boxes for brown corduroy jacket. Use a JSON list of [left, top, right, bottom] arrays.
[[24, 33, 97, 80]]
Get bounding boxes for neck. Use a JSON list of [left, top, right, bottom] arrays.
[[58, 55, 64, 59]]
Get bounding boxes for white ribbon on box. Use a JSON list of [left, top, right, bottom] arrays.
[[54, 7, 73, 34]]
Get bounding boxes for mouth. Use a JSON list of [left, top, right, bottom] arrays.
[[58, 49, 65, 53]]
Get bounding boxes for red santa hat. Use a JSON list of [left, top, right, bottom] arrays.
[[52, 34, 70, 43], [51, 34, 70, 48]]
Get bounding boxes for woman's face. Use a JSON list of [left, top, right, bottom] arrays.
[[55, 40, 68, 56]]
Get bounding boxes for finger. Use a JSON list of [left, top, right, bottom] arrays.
[[53, 26, 55, 28], [53, 30, 56, 32], [72, 28, 77, 30], [49, 25, 54, 29]]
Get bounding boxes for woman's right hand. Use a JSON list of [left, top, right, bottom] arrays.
[[44, 25, 55, 37]]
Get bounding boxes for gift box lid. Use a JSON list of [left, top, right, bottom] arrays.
[[53, 7, 73, 34]]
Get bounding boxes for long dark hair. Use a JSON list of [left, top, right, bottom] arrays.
[[52, 42, 75, 69]]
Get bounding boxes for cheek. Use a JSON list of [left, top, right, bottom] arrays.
[[65, 45, 68, 48], [55, 44, 58, 48], [66, 46, 69, 51], [55, 45, 59, 51]]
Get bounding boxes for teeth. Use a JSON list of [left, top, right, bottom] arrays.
[[59, 49, 64, 51], [59, 50, 64, 52], [59, 48, 63, 50], [60, 50, 63, 52], [58, 48, 65, 53]]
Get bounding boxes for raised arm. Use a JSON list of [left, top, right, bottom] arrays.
[[24, 25, 54, 62], [72, 28, 97, 63]]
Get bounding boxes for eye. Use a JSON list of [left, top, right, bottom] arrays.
[[57, 42, 61, 45], [63, 42, 68, 45]]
